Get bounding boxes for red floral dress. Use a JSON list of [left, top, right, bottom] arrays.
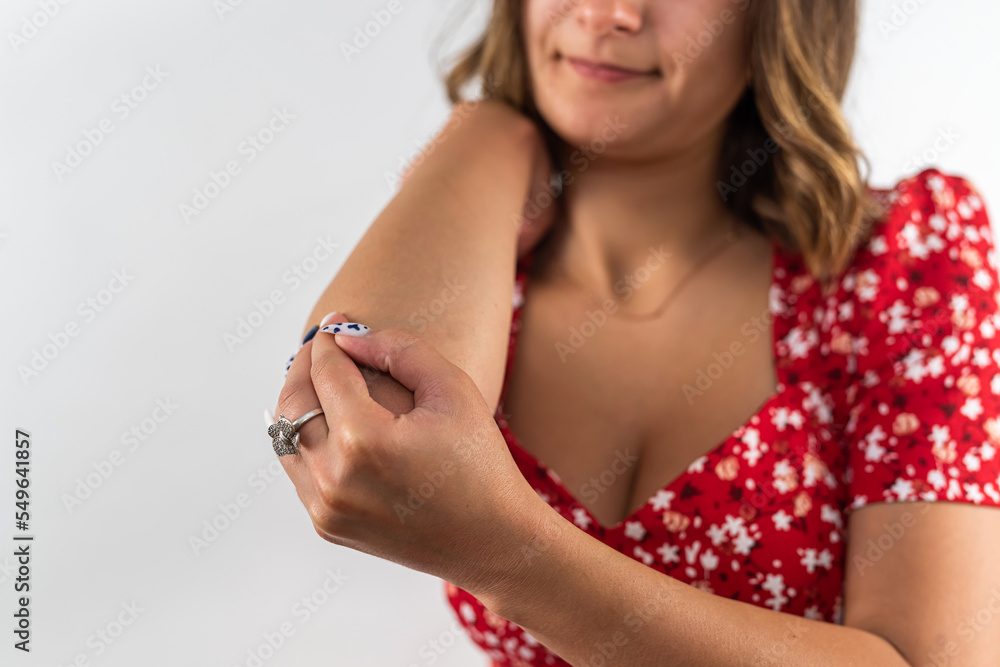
[[444, 167, 1000, 666]]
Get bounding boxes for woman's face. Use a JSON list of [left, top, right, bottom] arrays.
[[522, 0, 751, 159]]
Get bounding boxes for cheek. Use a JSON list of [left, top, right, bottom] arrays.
[[521, 0, 558, 73], [640, 2, 751, 137], [651, 0, 748, 83], [521, 2, 585, 127]]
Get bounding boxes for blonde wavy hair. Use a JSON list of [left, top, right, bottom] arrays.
[[438, 0, 888, 287]]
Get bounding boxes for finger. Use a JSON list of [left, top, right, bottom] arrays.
[[309, 320, 391, 430], [273, 336, 329, 515], [275, 327, 330, 453], [321, 326, 458, 413]]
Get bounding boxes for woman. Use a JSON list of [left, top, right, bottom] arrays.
[[271, 1, 1000, 664]]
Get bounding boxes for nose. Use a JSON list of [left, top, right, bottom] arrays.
[[574, 0, 643, 35]]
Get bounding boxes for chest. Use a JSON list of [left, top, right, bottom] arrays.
[[501, 266, 780, 530]]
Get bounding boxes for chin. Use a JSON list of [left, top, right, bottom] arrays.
[[530, 57, 664, 151], [534, 91, 644, 154]]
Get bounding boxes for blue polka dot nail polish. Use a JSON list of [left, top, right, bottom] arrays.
[[319, 322, 371, 337], [283, 324, 320, 377], [301, 325, 319, 345]]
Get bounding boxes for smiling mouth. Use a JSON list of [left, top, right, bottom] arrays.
[[556, 52, 660, 82]]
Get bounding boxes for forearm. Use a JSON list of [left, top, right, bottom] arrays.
[[302, 102, 540, 412], [478, 500, 911, 666]]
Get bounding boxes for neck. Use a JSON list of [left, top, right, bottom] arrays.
[[545, 124, 742, 310]]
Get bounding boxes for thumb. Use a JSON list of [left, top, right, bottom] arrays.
[[328, 327, 457, 412]]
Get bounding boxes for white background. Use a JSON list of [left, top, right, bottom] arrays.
[[0, 1, 997, 666]]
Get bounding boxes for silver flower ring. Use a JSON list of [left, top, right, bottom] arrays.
[[268, 408, 324, 457]]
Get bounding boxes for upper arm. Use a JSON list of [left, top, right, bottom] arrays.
[[840, 168, 1000, 663], [303, 102, 541, 413], [843, 501, 1000, 664]]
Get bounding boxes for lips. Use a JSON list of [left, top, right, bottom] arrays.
[[561, 54, 658, 83], [566, 56, 654, 76]]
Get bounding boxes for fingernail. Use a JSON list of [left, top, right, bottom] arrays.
[[285, 324, 320, 378], [301, 325, 319, 345], [319, 311, 343, 327], [320, 322, 371, 337]]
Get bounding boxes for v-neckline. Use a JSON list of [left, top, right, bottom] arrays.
[[497, 237, 787, 534]]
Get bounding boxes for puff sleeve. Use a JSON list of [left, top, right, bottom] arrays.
[[843, 168, 1000, 515]]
